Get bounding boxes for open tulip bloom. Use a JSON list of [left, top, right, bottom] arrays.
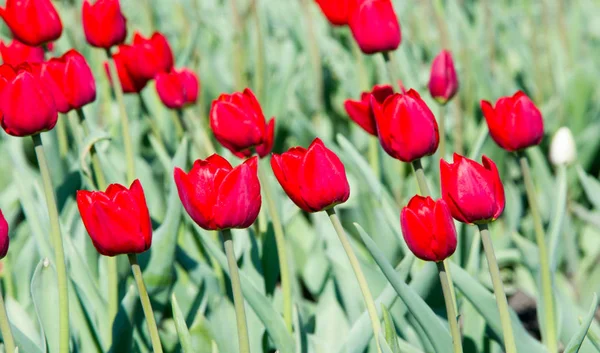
[[344, 84, 394, 136]]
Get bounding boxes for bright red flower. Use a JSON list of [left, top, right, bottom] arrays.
[[315, 0, 356, 26], [0, 210, 9, 259], [0, 39, 44, 66], [155, 69, 199, 109], [104, 45, 149, 94], [401, 196, 457, 262], [372, 89, 439, 162], [271, 138, 350, 213], [77, 180, 152, 257], [0, 0, 63, 46], [82, 0, 127, 49], [344, 84, 394, 136], [481, 91, 544, 152], [210, 88, 275, 158], [428, 50, 458, 104], [440, 154, 505, 224], [174, 155, 261, 230], [349, 0, 401, 55], [128, 32, 174, 80]]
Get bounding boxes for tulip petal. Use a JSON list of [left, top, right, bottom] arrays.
[[482, 155, 505, 221], [271, 149, 311, 212], [401, 207, 437, 261], [344, 99, 377, 135]]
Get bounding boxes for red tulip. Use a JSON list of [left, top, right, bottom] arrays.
[[428, 50, 458, 104], [372, 89, 439, 162], [440, 154, 505, 224], [315, 0, 356, 26], [82, 0, 127, 49], [129, 32, 174, 80], [349, 0, 401, 55], [104, 45, 149, 93], [481, 91, 544, 152], [210, 88, 275, 158], [0, 0, 63, 46], [41, 50, 96, 113], [0, 210, 9, 259], [155, 69, 199, 109], [401, 196, 456, 262], [76, 180, 152, 256], [0, 39, 44, 66], [344, 84, 394, 136], [174, 155, 261, 230], [271, 138, 350, 213]]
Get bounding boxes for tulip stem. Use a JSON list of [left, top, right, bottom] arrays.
[[32, 134, 70, 353], [519, 154, 557, 352], [221, 230, 251, 353], [477, 224, 517, 353], [369, 137, 381, 181], [300, 0, 324, 114], [57, 117, 69, 158], [0, 286, 15, 353], [251, 0, 266, 102], [438, 104, 447, 160], [436, 262, 463, 353], [172, 110, 185, 140], [411, 159, 431, 196], [127, 254, 163, 353], [76, 109, 108, 190], [382, 52, 401, 91], [326, 208, 382, 353]]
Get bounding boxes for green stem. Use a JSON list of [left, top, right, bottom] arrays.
[[181, 109, 216, 157], [221, 230, 251, 353], [0, 287, 15, 353], [382, 52, 401, 91], [172, 110, 185, 140], [32, 134, 70, 353], [127, 254, 163, 353], [230, 0, 247, 90], [350, 32, 369, 92], [477, 224, 517, 353], [76, 109, 108, 190], [251, 0, 266, 102], [411, 159, 431, 196], [519, 155, 557, 352], [326, 208, 382, 353], [369, 137, 381, 181], [301, 0, 324, 114], [437, 262, 463, 353], [2, 260, 14, 298], [438, 104, 446, 160], [57, 117, 69, 158], [139, 95, 166, 148]]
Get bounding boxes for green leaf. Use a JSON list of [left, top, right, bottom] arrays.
[[577, 165, 600, 210], [30, 258, 58, 353], [382, 305, 401, 353], [564, 293, 599, 353], [172, 293, 194, 353]]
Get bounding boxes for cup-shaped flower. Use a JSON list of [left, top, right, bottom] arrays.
[[271, 138, 350, 213], [210, 88, 275, 158], [128, 32, 174, 80], [401, 196, 456, 262], [76, 180, 152, 257], [440, 154, 505, 224], [428, 50, 458, 105], [174, 155, 261, 230], [549, 127, 576, 166], [344, 84, 394, 136], [104, 46, 149, 93], [0, 39, 44, 66], [0, 209, 9, 259], [481, 91, 544, 152], [315, 0, 356, 26], [155, 69, 199, 109], [373, 89, 439, 162], [0, 0, 63, 46], [82, 0, 127, 49], [349, 0, 401, 55]]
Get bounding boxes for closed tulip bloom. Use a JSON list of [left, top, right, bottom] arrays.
[[129, 32, 174, 80], [0, 0, 63, 46], [428, 50, 458, 104], [344, 84, 394, 136], [440, 154, 505, 224], [155, 69, 199, 109], [271, 138, 350, 213], [82, 0, 127, 49], [401, 196, 457, 262], [105, 46, 149, 93], [174, 155, 261, 230], [0, 39, 44, 66], [0, 210, 9, 259], [349, 0, 401, 55], [481, 91, 544, 152], [315, 0, 356, 26], [549, 127, 576, 166], [373, 89, 439, 162], [77, 180, 152, 256], [210, 88, 275, 158]]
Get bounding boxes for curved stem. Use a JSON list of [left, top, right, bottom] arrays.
[[326, 208, 382, 353], [57, 117, 69, 158], [437, 262, 463, 353], [172, 110, 185, 140], [32, 134, 70, 353], [0, 288, 15, 353], [127, 254, 163, 353], [382, 52, 401, 91], [76, 109, 108, 190], [369, 137, 381, 181], [411, 159, 431, 196], [438, 104, 446, 160]]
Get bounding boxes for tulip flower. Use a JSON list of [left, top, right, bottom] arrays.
[[0, 0, 63, 46], [174, 155, 261, 230], [129, 32, 174, 80], [105, 46, 149, 93], [549, 127, 576, 166], [401, 196, 457, 262], [481, 91, 544, 152], [372, 89, 439, 162], [155, 69, 199, 109], [349, 0, 401, 55], [315, 0, 356, 26], [0, 210, 8, 259], [76, 180, 152, 256], [440, 154, 505, 224], [428, 50, 458, 105], [82, 0, 127, 49], [0, 40, 44, 66], [210, 88, 275, 158], [344, 84, 394, 136]]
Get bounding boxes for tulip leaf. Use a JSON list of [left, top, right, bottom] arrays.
[[378, 332, 395, 353], [382, 305, 401, 353], [78, 130, 112, 188], [4, 298, 44, 353], [172, 293, 194, 353], [30, 258, 58, 353], [336, 134, 382, 199], [109, 284, 139, 353], [564, 293, 599, 353], [577, 165, 600, 211]]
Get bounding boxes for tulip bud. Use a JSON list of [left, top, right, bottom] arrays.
[[0, 210, 9, 259], [549, 127, 576, 166], [271, 138, 350, 213], [440, 154, 505, 224], [0, 39, 45, 66], [349, 0, 401, 55], [0, 0, 63, 46], [76, 180, 152, 256], [174, 155, 261, 230], [344, 84, 394, 136], [372, 89, 439, 162], [210, 88, 275, 158], [315, 0, 356, 26], [428, 50, 458, 105], [481, 91, 544, 152], [104, 46, 149, 93], [128, 32, 174, 80], [155, 69, 199, 109], [401, 196, 457, 262], [82, 0, 127, 49]]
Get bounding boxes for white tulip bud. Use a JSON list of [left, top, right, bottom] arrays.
[[549, 127, 576, 166]]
